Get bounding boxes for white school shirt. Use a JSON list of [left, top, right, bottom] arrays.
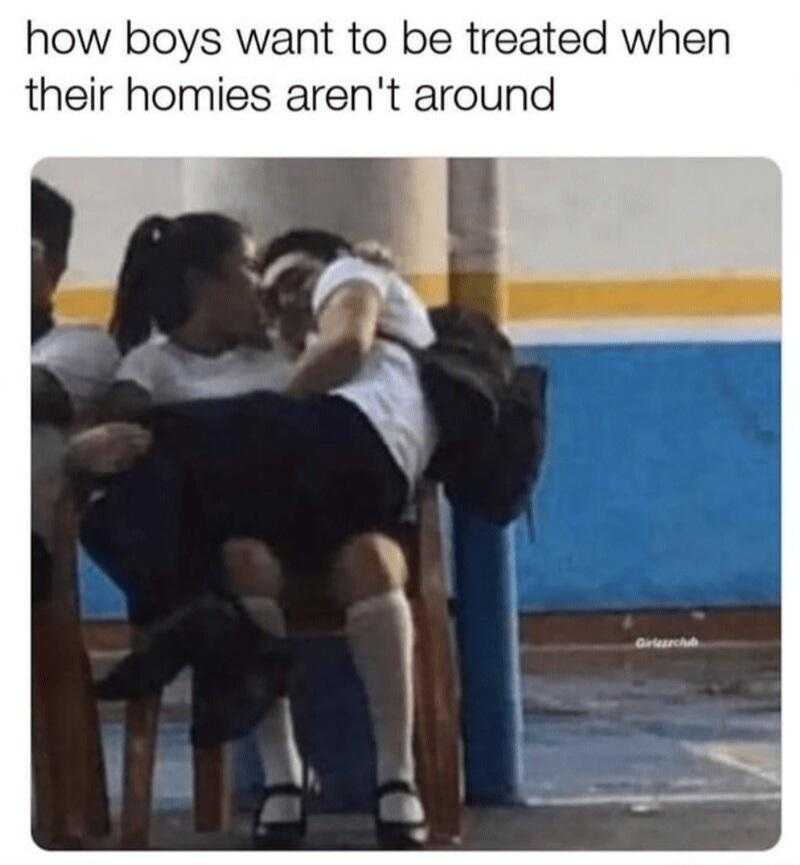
[[312, 256, 438, 487], [114, 334, 295, 404], [32, 325, 121, 416], [32, 325, 121, 549]]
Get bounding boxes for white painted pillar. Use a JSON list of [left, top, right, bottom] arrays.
[[181, 158, 448, 305], [448, 158, 509, 322]]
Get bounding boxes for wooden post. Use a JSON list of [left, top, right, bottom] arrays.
[[120, 692, 162, 848], [193, 740, 232, 833], [31, 489, 110, 847], [409, 483, 463, 845]]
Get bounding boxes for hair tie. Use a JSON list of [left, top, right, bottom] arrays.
[[148, 215, 173, 246]]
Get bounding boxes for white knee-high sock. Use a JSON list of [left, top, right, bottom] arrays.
[[242, 597, 303, 824], [346, 589, 425, 826]]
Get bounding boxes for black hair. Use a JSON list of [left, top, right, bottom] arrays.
[[110, 212, 244, 354], [31, 178, 73, 267], [258, 228, 352, 273]]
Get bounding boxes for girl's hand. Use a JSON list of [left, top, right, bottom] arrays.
[[67, 422, 152, 475]]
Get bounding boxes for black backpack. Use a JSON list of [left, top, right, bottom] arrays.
[[384, 305, 548, 526]]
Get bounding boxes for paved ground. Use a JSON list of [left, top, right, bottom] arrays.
[[90, 642, 781, 850]]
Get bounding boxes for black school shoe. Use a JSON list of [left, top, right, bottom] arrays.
[[189, 594, 294, 746], [94, 599, 205, 701], [95, 593, 294, 747], [252, 783, 307, 850], [375, 781, 429, 850], [190, 648, 293, 748], [251, 766, 323, 850]]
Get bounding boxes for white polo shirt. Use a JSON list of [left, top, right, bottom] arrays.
[[115, 335, 295, 404], [313, 256, 438, 486], [32, 324, 121, 549], [32, 325, 121, 417]]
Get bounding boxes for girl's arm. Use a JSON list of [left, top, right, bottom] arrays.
[[287, 281, 381, 397]]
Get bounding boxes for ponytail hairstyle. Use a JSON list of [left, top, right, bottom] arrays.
[[110, 212, 244, 354]]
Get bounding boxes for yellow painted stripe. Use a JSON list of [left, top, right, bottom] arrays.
[[53, 273, 781, 327], [506, 275, 780, 320], [449, 272, 508, 323], [406, 273, 449, 307], [53, 276, 451, 327], [54, 286, 114, 325]]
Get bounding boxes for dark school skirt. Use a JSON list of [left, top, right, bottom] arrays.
[[81, 393, 409, 624]]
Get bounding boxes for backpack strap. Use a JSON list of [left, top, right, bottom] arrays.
[[375, 328, 424, 359]]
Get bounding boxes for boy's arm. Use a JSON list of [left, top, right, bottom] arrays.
[[286, 281, 381, 397]]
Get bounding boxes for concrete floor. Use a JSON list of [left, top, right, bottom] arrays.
[[91, 643, 781, 850]]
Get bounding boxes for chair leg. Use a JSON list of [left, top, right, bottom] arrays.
[[31, 490, 111, 848], [31, 608, 60, 846], [411, 591, 463, 845], [193, 743, 232, 833], [79, 645, 111, 837], [31, 628, 111, 849], [120, 693, 162, 849], [32, 602, 111, 847]]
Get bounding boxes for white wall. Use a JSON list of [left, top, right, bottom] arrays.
[[33, 158, 781, 286], [34, 157, 183, 285], [182, 158, 447, 275], [503, 158, 780, 276], [35, 157, 448, 285]]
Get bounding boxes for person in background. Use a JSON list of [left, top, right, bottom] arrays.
[[31, 178, 148, 601], [31, 178, 123, 419], [31, 177, 70, 347]]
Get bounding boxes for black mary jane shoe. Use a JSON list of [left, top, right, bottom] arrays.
[[375, 780, 429, 850], [252, 783, 307, 850], [96, 593, 292, 721]]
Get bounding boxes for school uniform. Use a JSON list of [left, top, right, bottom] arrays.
[[81, 335, 294, 622], [114, 334, 295, 403], [82, 258, 437, 623]]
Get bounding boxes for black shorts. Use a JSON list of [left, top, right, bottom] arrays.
[[82, 393, 409, 622]]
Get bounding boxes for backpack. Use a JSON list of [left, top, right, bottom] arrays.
[[384, 305, 548, 526]]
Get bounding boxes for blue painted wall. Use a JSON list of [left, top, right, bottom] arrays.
[[78, 340, 781, 618], [515, 342, 780, 612]]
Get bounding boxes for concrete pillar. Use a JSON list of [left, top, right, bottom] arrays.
[[448, 158, 524, 804], [181, 158, 448, 305], [452, 510, 525, 804], [447, 158, 509, 322]]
